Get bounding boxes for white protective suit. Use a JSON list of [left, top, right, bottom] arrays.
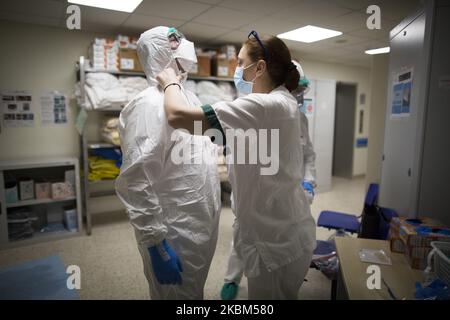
[[115, 26, 221, 300]]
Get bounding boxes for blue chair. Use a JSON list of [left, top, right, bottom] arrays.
[[317, 183, 379, 234]]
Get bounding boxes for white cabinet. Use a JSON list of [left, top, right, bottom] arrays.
[[379, 0, 450, 225], [0, 157, 82, 248]]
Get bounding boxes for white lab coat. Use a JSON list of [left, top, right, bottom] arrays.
[[224, 111, 317, 289], [210, 86, 316, 281]]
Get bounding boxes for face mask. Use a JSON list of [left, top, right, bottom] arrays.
[[234, 63, 256, 95], [172, 39, 197, 73]]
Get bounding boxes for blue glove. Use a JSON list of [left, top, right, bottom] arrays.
[[302, 181, 314, 196], [148, 239, 183, 285]]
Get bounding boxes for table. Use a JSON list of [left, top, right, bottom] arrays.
[[334, 237, 424, 300]]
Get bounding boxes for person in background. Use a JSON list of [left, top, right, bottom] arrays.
[[156, 30, 316, 299], [115, 26, 221, 300], [220, 60, 317, 300]]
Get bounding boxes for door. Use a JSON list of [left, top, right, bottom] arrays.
[[333, 83, 356, 178]]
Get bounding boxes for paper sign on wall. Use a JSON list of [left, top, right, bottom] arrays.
[[303, 98, 314, 116], [391, 67, 413, 119], [1, 91, 35, 127], [40, 92, 68, 126]]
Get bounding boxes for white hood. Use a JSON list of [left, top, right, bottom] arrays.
[[137, 26, 197, 86]]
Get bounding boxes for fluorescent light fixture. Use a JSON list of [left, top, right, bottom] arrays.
[[68, 0, 143, 13], [278, 25, 342, 43], [365, 47, 390, 55]]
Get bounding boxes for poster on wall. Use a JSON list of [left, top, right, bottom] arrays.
[[1, 91, 35, 127], [391, 67, 413, 119], [303, 98, 314, 116], [40, 92, 69, 126]]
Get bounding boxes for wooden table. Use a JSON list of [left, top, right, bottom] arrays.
[[335, 237, 424, 300]]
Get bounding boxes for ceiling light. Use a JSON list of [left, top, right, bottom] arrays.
[[68, 0, 143, 13], [365, 47, 390, 55], [278, 25, 342, 43]]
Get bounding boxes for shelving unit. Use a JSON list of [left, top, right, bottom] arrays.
[[0, 157, 82, 249], [76, 55, 234, 235]]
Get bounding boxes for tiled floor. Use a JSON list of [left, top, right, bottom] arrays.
[[0, 176, 366, 299]]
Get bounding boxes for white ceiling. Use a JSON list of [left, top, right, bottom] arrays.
[[0, 0, 422, 68]]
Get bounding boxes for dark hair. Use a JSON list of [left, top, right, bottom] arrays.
[[244, 36, 299, 92]]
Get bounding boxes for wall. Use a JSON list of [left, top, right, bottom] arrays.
[[0, 20, 122, 213], [291, 51, 372, 177], [365, 54, 389, 187]]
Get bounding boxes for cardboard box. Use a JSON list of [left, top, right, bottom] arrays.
[[215, 57, 230, 77], [190, 55, 211, 77], [35, 182, 51, 199], [212, 57, 238, 77], [119, 48, 143, 72], [228, 59, 238, 77], [51, 182, 73, 199], [19, 180, 34, 200], [388, 216, 450, 270]]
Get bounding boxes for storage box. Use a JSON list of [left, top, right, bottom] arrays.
[[228, 59, 238, 77], [51, 182, 73, 199], [119, 48, 143, 72], [388, 217, 450, 270], [35, 182, 51, 199], [212, 57, 238, 77], [5, 182, 18, 204], [19, 179, 34, 200], [190, 55, 211, 77], [63, 207, 78, 232]]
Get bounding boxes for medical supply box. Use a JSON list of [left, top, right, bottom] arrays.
[[389, 217, 450, 269]]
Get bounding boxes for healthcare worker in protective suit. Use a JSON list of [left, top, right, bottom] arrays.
[[220, 60, 317, 300], [156, 30, 316, 299], [115, 26, 221, 300]]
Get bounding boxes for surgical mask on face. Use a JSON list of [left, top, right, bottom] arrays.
[[234, 63, 257, 95], [172, 39, 197, 73]]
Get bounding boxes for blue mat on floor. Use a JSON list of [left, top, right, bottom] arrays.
[[0, 255, 79, 300]]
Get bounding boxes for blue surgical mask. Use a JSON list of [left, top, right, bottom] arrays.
[[234, 63, 256, 95]]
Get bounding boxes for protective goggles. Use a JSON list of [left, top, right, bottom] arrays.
[[248, 30, 269, 62]]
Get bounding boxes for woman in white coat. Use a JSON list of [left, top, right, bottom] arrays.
[[157, 31, 316, 299], [220, 60, 317, 300]]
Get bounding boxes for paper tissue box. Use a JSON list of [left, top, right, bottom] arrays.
[[51, 182, 72, 199], [35, 182, 51, 199], [19, 179, 34, 200]]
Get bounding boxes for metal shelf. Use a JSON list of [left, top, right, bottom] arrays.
[[0, 157, 82, 248], [76, 55, 235, 235], [81, 63, 233, 82], [88, 142, 119, 149], [86, 107, 123, 112], [8, 230, 81, 248], [189, 75, 234, 82], [6, 197, 76, 208], [85, 68, 145, 76]]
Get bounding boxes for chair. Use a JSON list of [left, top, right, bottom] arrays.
[[317, 183, 379, 234]]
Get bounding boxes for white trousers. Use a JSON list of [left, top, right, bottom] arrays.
[[247, 252, 313, 300], [224, 238, 245, 284]]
